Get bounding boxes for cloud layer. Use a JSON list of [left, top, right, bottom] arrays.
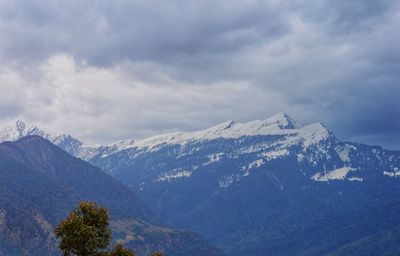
[[0, 0, 399, 149]]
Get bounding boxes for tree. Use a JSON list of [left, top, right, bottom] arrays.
[[55, 201, 112, 256], [55, 201, 161, 256], [108, 244, 135, 256]]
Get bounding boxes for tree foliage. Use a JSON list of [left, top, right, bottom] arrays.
[[55, 201, 111, 256], [55, 201, 160, 256]]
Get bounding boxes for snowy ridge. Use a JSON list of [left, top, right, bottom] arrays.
[[0, 120, 53, 142], [0, 113, 334, 161], [2, 114, 400, 188], [0, 120, 102, 159], [134, 113, 331, 150]]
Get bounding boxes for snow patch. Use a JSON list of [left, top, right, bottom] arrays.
[[336, 144, 355, 163], [297, 153, 305, 162], [219, 175, 235, 188], [383, 168, 400, 177], [248, 159, 265, 169], [348, 177, 363, 182], [156, 170, 192, 182], [203, 153, 224, 166], [311, 167, 357, 182], [260, 149, 289, 161]]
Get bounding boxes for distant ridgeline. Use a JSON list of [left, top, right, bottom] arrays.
[[1, 113, 400, 256]]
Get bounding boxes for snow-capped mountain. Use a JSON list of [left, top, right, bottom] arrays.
[[0, 120, 52, 142], [0, 120, 103, 159], [130, 112, 328, 150], [2, 114, 400, 256], [1, 112, 334, 164]]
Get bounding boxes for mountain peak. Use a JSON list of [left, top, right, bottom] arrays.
[[298, 122, 333, 147], [210, 120, 236, 132], [0, 120, 52, 142], [269, 112, 290, 120], [15, 120, 27, 132], [264, 112, 300, 129]]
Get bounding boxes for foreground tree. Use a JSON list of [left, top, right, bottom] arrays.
[[55, 201, 111, 256], [55, 201, 159, 256]]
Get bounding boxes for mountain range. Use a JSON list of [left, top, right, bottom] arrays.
[[1, 113, 400, 255]]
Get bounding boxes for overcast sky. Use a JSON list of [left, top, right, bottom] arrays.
[[0, 0, 399, 149]]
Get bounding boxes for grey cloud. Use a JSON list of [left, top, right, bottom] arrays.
[[0, 0, 290, 66], [0, 104, 23, 119]]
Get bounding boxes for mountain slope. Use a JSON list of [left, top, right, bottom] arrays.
[[0, 136, 224, 256], [2, 114, 400, 255], [78, 114, 400, 256]]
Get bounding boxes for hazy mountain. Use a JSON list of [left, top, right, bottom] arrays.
[[2, 114, 400, 255], [0, 136, 223, 256]]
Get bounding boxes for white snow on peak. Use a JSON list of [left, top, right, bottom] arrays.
[[209, 120, 236, 132], [134, 114, 331, 150], [0, 120, 53, 142], [0, 120, 102, 159], [108, 139, 135, 151], [311, 167, 359, 182], [0, 114, 334, 160], [266, 112, 301, 129], [298, 123, 331, 147]]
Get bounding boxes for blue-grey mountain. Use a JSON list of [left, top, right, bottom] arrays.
[[2, 114, 400, 255]]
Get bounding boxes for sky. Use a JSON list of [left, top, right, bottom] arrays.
[[0, 0, 399, 149]]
